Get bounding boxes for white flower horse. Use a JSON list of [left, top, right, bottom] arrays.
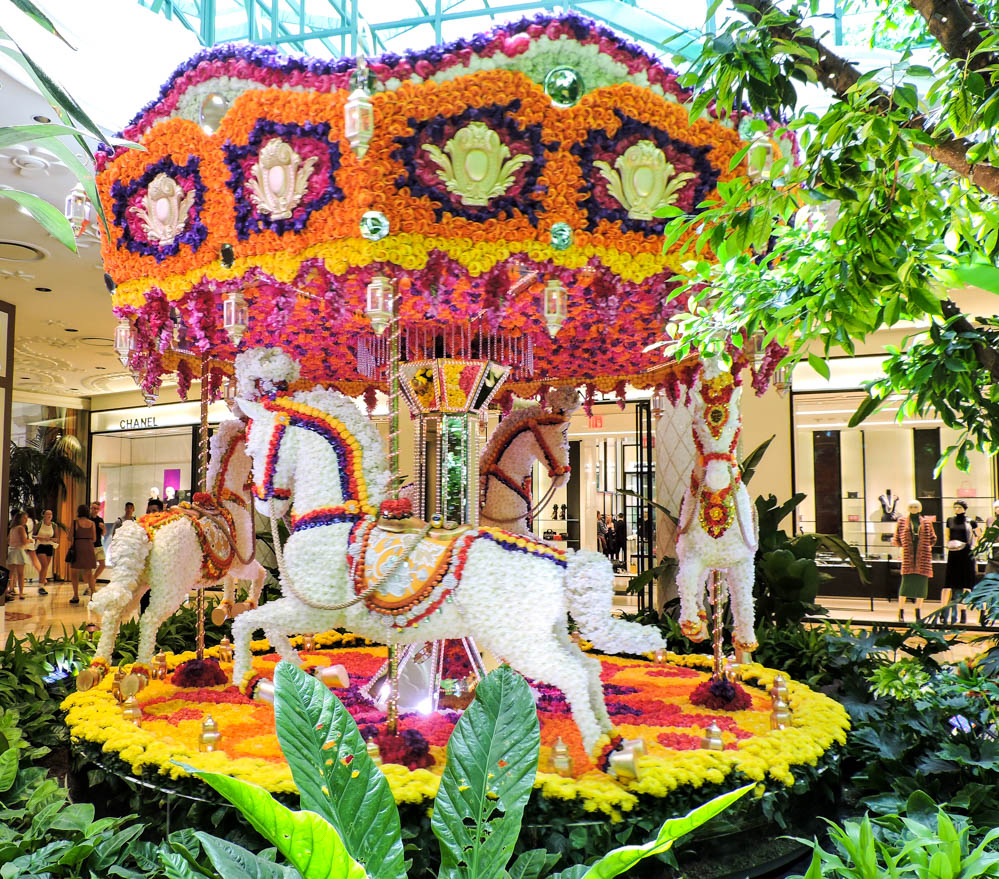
[[231, 358, 665, 754], [479, 387, 579, 535], [675, 361, 759, 652], [90, 420, 266, 665]]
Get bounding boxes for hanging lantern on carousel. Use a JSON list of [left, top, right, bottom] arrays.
[[344, 58, 375, 159], [222, 289, 248, 345], [114, 317, 136, 366], [543, 279, 567, 338], [64, 183, 91, 237], [366, 275, 393, 335]]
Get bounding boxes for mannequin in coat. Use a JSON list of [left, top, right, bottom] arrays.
[[892, 499, 936, 621]]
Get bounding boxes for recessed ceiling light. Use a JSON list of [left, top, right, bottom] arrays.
[[64, 328, 78, 332], [34, 286, 52, 292], [32, 114, 52, 123], [96, 366, 106, 370], [20, 376, 30, 380]]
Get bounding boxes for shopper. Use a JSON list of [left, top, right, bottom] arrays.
[[597, 513, 607, 555], [23, 507, 40, 586], [32, 508, 57, 595], [68, 504, 97, 605], [89, 501, 106, 586], [145, 498, 164, 515], [614, 513, 627, 567], [5, 510, 30, 600], [115, 502, 136, 529]]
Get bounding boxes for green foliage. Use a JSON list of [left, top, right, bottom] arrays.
[[8, 437, 85, 518], [273, 662, 405, 879], [194, 661, 748, 879], [793, 794, 999, 879], [657, 0, 999, 471]]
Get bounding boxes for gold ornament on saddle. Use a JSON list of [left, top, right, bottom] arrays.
[[594, 140, 696, 221], [422, 122, 532, 206], [247, 138, 318, 219], [128, 173, 194, 245], [199, 715, 222, 752], [551, 737, 573, 777]]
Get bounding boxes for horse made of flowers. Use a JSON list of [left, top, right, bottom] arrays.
[[675, 361, 758, 652], [233, 384, 665, 753], [90, 420, 266, 664], [478, 387, 578, 535]]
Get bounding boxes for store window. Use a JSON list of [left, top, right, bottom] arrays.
[[91, 427, 194, 519], [793, 389, 996, 557]]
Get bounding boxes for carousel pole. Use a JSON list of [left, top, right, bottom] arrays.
[[386, 279, 402, 735], [710, 570, 726, 679], [196, 353, 210, 661]]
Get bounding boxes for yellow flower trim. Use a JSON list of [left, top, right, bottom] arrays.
[[110, 235, 690, 311], [62, 647, 847, 817]]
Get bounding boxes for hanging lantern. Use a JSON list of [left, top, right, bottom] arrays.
[[774, 365, 792, 397], [345, 60, 375, 159], [651, 393, 667, 421], [114, 317, 135, 366], [543, 279, 567, 338], [64, 183, 91, 237], [366, 275, 393, 335], [222, 289, 248, 345]]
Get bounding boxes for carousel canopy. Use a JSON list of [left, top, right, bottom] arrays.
[[97, 13, 758, 401]]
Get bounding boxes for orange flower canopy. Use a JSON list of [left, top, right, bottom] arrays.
[[97, 13, 751, 399]]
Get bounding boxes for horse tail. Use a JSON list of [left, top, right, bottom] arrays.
[[89, 521, 151, 615], [564, 551, 666, 655]]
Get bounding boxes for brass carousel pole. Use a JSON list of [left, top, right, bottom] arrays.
[[197, 353, 210, 661], [710, 570, 726, 679], [386, 279, 401, 735]]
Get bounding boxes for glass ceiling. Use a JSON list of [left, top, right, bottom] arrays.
[[136, 0, 863, 62]]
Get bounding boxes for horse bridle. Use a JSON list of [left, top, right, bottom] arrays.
[[482, 416, 571, 524]]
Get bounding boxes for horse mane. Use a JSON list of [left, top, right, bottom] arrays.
[[479, 404, 552, 499], [289, 386, 390, 506], [207, 419, 246, 491]]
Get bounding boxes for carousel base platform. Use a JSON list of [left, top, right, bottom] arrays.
[[63, 633, 847, 854]]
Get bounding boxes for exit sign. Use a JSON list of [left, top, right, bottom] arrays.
[[588, 415, 603, 428]]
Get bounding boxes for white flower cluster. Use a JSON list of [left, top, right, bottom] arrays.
[[91, 520, 151, 661], [234, 347, 301, 402], [206, 419, 246, 491]]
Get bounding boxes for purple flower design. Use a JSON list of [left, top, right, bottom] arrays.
[[110, 156, 207, 261], [391, 100, 553, 225], [223, 119, 343, 239], [572, 110, 719, 235]]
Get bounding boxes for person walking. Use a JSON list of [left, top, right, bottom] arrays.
[[597, 512, 607, 555], [68, 505, 97, 605], [32, 508, 57, 595], [6, 510, 30, 600], [614, 513, 627, 568], [89, 501, 106, 587], [23, 507, 40, 586]]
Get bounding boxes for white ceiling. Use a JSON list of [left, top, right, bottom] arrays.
[[0, 0, 200, 403]]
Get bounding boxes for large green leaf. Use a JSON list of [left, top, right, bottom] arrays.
[[195, 832, 302, 879], [190, 768, 367, 879], [5, 0, 75, 47], [740, 435, 775, 486], [272, 662, 405, 879], [0, 189, 76, 251], [579, 785, 752, 879], [0, 122, 141, 151], [618, 488, 677, 525], [0, 747, 18, 792], [432, 665, 540, 879]]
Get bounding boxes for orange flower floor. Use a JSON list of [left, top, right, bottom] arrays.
[[63, 645, 850, 816]]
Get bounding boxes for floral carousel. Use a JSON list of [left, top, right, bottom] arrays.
[[63, 11, 846, 849]]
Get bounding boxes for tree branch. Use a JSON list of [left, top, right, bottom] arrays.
[[941, 298, 999, 382], [735, 0, 999, 197], [906, 0, 999, 71]]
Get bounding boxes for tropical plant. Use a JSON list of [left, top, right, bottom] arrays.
[[187, 662, 751, 879], [654, 0, 999, 473], [0, 0, 142, 250], [8, 435, 85, 520], [793, 793, 999, 879]]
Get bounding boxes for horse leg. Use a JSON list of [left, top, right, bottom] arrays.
[[726, 558, 758, 650], [248, 561, 265, 608], [232, 596, 328, 685], [557, 626, 612, 733], [676, 556, 709, 641], [486, 627, 604, 754]]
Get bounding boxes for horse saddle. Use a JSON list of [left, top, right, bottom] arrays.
[[140, 500, 236, 581], [350, 519, 470, 627]]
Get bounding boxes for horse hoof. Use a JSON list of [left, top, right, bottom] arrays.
[[232, 601, 250, 617], [680, 620, 708, 642], [211, 606, 230, 626], [313, 664, 349, 688]]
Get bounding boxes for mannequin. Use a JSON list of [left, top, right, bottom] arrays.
[[892, 500, 935, 621], [943, 500, 978, 624], [879, 489, 899, 522], [986, 500, 999, 575], [165, 486, 179, 508]]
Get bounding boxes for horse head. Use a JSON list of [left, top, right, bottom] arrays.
[[208, 419, 253, 500], [689, 360, 742, 492], [237, 396, 294, 507]]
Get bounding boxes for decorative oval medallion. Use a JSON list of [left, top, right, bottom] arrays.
[[128, 173, 195, 246], [593, 140, 697, 221]]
